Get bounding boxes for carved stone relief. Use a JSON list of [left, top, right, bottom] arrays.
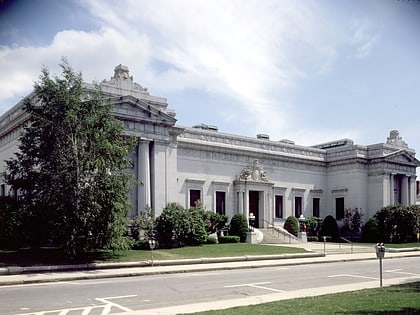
[[238, 159, 269, 182]]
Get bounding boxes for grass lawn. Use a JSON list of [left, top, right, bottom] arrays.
[[0, 243, 307, 267], [183, 281, 420, 315]]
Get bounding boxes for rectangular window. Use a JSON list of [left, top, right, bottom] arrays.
[[275, 195, 283, 218], [215, 191, 226, 215], [294, 196, 302, 217], [313, 198, 320, 217], [189, 189, 201, 207], [336, 197, 345, 220]]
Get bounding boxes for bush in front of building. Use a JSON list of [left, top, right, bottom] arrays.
[[283, 216, 299, 237], [228, 214, 249, 242], [362, 205, 419, 243], [361, 217, 380, 243], [0, 196, 24, 249], [155, 203, 207, 248], [319, 215, 338, 241], [218, 235, 241, 243], [305, 216, 322, 237]]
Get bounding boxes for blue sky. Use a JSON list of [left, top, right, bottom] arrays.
[[1, 0, 420, 168]]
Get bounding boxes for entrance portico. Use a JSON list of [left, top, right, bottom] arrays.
[[234, 160, 274, 228]]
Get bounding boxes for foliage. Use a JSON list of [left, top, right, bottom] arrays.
[[319, 215, 338, 241], [4, 60, 136, 256], [205, 236, 218, 244], [370, 205, 418, 243], [0, 196, 24, 248], [155, 203, 207, 248], [361, 217, 380, 243], [228, 214, 249, 242], [218, 236, 240, 243], [305, 216, 322, 237], [283, 216, 299, 237], [342, 208, 364, 240], [129, 206, 155, 241], [201, 210, 228, 235]]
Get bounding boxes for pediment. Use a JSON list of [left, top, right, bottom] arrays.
[[383, 150, 420, 167], [111, 95, 177, 126]]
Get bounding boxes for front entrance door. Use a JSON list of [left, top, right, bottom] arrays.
[[249, 191, 260, 228]]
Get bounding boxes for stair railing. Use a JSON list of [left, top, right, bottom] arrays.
[[263, 219, 302, 244], [339, 236, 353, 254]]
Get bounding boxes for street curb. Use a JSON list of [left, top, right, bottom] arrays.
[[0, 252, 323, 275]]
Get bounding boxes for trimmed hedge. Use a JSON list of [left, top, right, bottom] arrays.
[[218, 236, 240, 243], [206, 236, 218, 244], [283, 216, 299, 236]]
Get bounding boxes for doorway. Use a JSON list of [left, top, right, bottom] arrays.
[[249, 191, 260, 228]]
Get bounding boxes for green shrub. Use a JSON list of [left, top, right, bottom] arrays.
[[305, 216, 322, 237], [228, 214, 249, 242], [307, 236, 319, 242], [361, 217, 380, 243], [131, 239, 159, 250], [201, 211, 229, 235], [218, 236, 240, 243], [370, 205, 418, 243], [155, 203, 207, 248], [319, 215, 338, 241], [205, 236, 218, 244], [283, 216, 299, 237]]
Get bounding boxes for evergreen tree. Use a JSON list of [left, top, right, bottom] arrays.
[[5, 60, 136, 256]]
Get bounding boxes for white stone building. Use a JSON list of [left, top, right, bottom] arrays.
[[1, 65, 419, 227]]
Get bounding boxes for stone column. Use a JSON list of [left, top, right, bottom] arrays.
[[138, 139, 151, 212], [409, 176, 416, 205], [401, 175, 409, 206], [390, 174, 395, 206], [238, 191, 244, 214]]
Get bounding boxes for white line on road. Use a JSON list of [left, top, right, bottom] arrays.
[[328, 274, 378, 280], [225, 282, 285, 293], [95, 294, 137, 312]]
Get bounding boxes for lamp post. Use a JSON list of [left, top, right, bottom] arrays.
[[149, 239, 156, 266], [249, 212, 255, 232], [298, 214, 306, 231]]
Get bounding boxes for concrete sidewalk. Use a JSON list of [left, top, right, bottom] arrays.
[[1, 244, 419, 315]]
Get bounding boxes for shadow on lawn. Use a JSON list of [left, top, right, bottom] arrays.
[[0, 248, 121, 267]]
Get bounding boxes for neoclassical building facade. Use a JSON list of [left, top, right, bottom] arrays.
[[1, 65, 419, 227]]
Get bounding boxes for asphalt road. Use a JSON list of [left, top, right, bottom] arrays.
[[1, 257, 419, 315]]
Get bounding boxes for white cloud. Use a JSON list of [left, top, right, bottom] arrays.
[[0, 0, 375, 145], [349, 17, 380, 59]]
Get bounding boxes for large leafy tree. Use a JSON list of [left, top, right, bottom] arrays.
[[5, 60, 136, 256]]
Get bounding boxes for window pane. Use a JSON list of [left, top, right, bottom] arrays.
[[216, 191, 226, 215], [275, 195, 283, 218], [190, 189, 201, 207], [336, 197, 344, 219], [294, 196, 302, 217], [313, 198, 320, 217]]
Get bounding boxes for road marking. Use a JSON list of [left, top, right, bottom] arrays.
[[386, 269, 419, 276], [95, 294, 137, 312], [225, 282, 285, 293], [386, 269, 404, 272], [14, 294, 138, 315], [328, 274, 377, 280]]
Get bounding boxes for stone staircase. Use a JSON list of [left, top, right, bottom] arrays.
[[259, 228, 302, 245], [259, 228, 375, 255]]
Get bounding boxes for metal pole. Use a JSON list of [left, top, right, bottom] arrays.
[[150, 247, 154, 267], [379, 257, 383, 288]]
